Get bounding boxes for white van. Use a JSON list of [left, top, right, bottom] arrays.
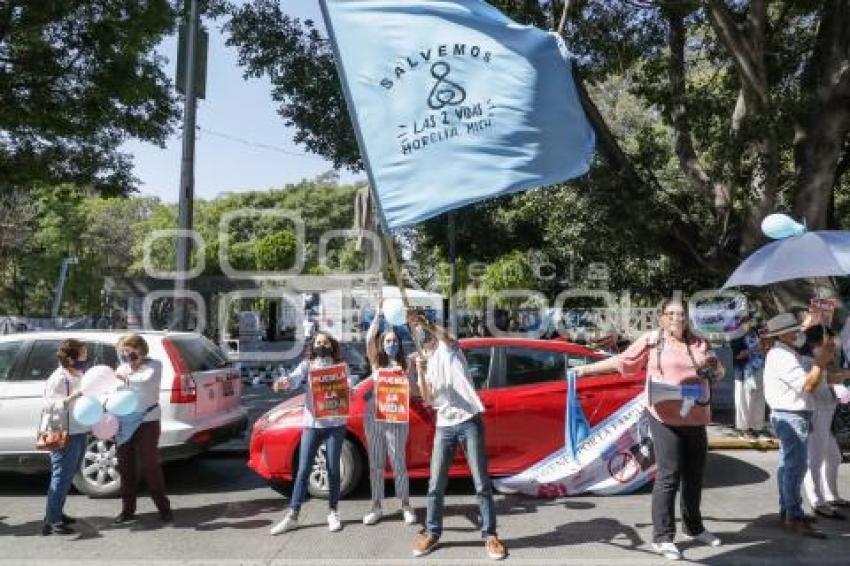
[[0, 331, 248, 497]]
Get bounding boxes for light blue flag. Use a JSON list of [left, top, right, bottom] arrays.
[[565, 369, 591, 462], [320, 0, 595, 229]]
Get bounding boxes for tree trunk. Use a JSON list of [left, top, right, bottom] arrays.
[[793, 0, 850, 229]]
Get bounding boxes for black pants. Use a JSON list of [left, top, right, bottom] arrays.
[[117, 421, 171, 515], [648, 413, 707, 543]]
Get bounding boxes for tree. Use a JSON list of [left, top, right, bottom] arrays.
[[256, 230, 297, 271], [217, 0, 850, 298], [0, 1, 179, 196]]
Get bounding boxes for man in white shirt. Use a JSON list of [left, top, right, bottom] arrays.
[[407, 312, 507, 561], [763, 312, 834, 538]]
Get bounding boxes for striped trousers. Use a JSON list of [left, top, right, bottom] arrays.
[[364, 414, 410, 505]]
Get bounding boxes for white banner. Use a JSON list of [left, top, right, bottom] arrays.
[[494, 393, 656, 497]]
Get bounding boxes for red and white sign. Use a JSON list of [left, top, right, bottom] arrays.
[[375, 368, 410, 423], [309, 363, 350, 420]]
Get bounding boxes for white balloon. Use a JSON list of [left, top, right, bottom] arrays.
[[384, 298, 407, 326], [81, 365, 122, 399]]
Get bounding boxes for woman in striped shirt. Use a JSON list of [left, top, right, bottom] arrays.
[[362, 302, 418, 526]]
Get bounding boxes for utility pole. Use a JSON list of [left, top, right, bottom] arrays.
[[51, 256, 79, 319], [174, 0, 201, 330]]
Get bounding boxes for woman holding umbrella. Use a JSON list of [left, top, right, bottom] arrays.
[[574, 297, 724, 561]]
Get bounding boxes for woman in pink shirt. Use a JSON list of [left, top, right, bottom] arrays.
[[575, 298, 724, 561]]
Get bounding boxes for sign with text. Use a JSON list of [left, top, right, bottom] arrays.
[[309, 364, 350, 420], [320, 0, 594, 229], [810, 297, 837, 327], [375, 368, 410, 423]]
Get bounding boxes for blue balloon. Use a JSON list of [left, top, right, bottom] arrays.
[[72, 396, 104, 427], [761, 213, 805, 239], [106, 389, 140, 417], [384, 298, 407, 327]]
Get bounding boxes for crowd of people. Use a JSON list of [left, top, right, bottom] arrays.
[[39, 299, 850, 561]]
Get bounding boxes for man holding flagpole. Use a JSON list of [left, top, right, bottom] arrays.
[[320, 0, 595, 558], [407, 312, 507, 560]]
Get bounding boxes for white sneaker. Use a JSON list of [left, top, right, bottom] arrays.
[[270, 511, 298, 535], [328, 511, 343, 532], [402, 506, 416, 525], [686, 530, 721, 547], [363, 507, 382, 525], [652, 542, 682, 560]]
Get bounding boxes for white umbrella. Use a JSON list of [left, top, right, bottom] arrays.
[[722, 231, 850, 288]]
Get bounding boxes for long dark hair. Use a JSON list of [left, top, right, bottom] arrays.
[[371, 328, 407, 370], [305, 331, 343, 363], [800, 325, 834, 357]]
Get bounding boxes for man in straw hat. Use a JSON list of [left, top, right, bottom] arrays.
[[763, 312, 835, 538]]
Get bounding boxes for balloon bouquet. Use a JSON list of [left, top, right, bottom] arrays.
[[72, 365, 141, 441]]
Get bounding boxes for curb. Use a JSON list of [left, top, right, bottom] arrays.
[[708, 437, 778, 450]]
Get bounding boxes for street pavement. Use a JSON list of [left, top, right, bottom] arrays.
[[1, 450, 848, 565]]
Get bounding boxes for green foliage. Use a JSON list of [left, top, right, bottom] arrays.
[[255, 231, 296, 271], [0, 1, 179, 195], [0, 176, 367, 315]]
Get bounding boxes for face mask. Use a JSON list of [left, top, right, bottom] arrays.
[[314, 345, 332, 359], [71, 358, 91, 372], [793, 333, 806, 349], [119, 351, 140, 364], [384, 343, 399, 358]]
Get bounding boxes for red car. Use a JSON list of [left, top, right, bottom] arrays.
[[248, 338, 644, 497]]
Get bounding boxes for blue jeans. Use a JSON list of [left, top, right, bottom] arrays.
[[45, 433, 86, 525], [290, 425, 345, 512], [771, 411, 812, 521], [426, 414, 497, 538]]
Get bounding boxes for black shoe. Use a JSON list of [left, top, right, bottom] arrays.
[[159, 509, 174, 524], [60, 513, 76, 525], [42, 523, 74, 536], [814, 505, 847, 520], [113, 512, 136, 525]]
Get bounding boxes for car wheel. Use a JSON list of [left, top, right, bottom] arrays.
[[306, 438, 364, 499], [72, 437, 122, 498]]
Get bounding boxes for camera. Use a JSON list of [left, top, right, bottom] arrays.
[[697, 366, 717, 382]]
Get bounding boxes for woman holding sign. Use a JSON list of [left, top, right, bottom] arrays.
[[574, 298, 724, 561], [362, 304, 418, 526], [270, 331, 355, 535]]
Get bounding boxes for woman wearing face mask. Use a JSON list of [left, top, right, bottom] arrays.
[[113, 334, 173, 526], [574, 298, 724, 561], [41, 339, 90, 535], [362, 302, 419, 526], [270, 331, 355, 535]]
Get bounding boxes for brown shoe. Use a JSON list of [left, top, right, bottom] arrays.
[[485, 536, 508, 560], [412, 530, 439, 557], [783, 519, 827, 539]]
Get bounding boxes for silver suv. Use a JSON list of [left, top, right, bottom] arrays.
[[0, 331, 248, 497]]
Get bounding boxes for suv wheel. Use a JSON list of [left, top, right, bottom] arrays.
[[306, 438, 364, 499], [72, 437, 122, 498]]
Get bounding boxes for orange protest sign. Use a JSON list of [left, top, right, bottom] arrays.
[[375, 368, 410, 423], [309, 363, 350, 420]]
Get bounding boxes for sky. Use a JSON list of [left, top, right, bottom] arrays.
[[123, 1, 364, 204]]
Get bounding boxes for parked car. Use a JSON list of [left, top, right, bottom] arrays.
[[247, 337, 644, 498], [0, 331, 248, 497]]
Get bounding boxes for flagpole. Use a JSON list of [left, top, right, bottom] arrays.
[[320, 0, 432, 402]]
